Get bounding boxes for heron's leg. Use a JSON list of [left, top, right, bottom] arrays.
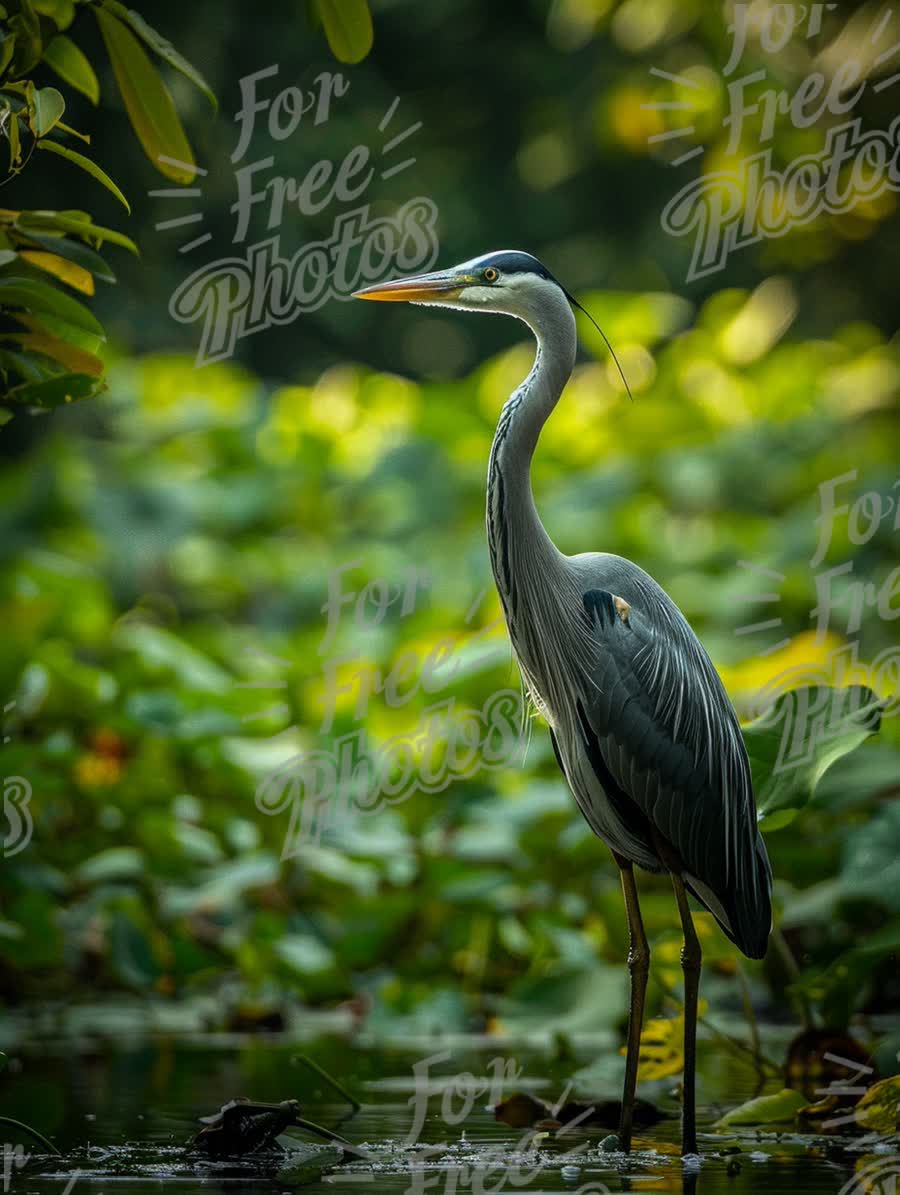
[[671, 872, 701, 1156], [614, 853, 650, 1153]]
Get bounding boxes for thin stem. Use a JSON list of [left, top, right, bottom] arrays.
[[735, 960, 761, 1063], [293, 1055, 361, 1111], [654, 972, 781, 1075], [291, 1114, 367, 1157], [0, 1117, 61, 1155], [771, 928, 814, 1029]]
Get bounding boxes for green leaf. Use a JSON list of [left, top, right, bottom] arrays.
[[314, 0, 373, 64], [7, 104, 21, 169], [0, 274, 104, 335], [791, 920, 900, 1027], [33, 0, 75, 30], [43, 35, 100, 104], [1, 327, 105, 377], [109, 907, 161, 989], [30, 86, 65, 137], [114, 622, 230, 692], [76, 846, 144, 885], [715, 1088, 807, 1127], [856, 1074, 900, 1134], [8, 308, 103, 354], [0, 345, 43, 383], [6, 371, 98, 406], [17, 210, 138, 255], [8, 1, 42, 75], [17, 231, 115, 282], [275, 934, 336, 976], [0, 33, 16, 80], [17, 248, 95, 293], [742, 686, 883, 831], [37, 139, 130, 212], [842, 804, 900, 910], [94, 7, 197, 183], [101, 0, 217, 112]]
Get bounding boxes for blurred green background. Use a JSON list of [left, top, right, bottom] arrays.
[[1, 0, 898, 1058]]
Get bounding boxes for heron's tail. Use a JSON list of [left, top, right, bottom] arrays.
[[686, 832, 773, 960]]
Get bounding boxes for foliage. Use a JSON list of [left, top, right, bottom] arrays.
[[744, 686, 883, 832], [856, 1075, 900, 1135], [0, 279, 897, 1039], [308, 0, 373, 65], [0, 0, 211, 411], [0, 0, 897, 1075]]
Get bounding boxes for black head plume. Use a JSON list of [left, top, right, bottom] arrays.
[[562, 286, 633, 403]]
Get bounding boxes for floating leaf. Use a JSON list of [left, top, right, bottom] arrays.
[[856, 1075, 900, 1135], [493, 1092, 549, 1128], [37, 139, 130, 211], [43, 35, 100, 104], [715, 1088, 807, 1127], [314, 0, 373, 64], [94, 7, 196, 183]]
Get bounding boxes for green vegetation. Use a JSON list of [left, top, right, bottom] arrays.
[[0, 0, 897, 1091], [0, 0, 370, 411]]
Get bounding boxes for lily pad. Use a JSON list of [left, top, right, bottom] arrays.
[[715, 1088, 807, 1127], [856, 1076, 900, 1135]]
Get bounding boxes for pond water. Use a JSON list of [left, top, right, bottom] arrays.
[[0, 1020, 888, 1195]]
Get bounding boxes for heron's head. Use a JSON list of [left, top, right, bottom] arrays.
[[353, 250, 631, 397], [352, 250, 573, 321]]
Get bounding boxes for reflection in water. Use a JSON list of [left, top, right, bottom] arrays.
[[0, 1032, 870, 1195]]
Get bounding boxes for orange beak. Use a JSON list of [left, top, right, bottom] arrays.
[[352, 270, 475, 303]]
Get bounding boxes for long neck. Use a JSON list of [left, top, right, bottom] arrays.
[[486, 295, 577, 618]]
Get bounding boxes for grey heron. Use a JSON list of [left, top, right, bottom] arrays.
[[353, 251, 773, 1157]]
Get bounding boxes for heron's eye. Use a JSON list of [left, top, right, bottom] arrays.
[[483, 267, 499, 283]]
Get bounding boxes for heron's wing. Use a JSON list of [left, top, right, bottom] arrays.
[[575, 588, 771, 958]]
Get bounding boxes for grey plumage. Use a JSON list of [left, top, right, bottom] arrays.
[[354, 248, 774, 1155], [477, 260, 771, 958]]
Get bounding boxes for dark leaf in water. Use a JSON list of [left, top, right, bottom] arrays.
[[191, 1099, 302, 1157], [494, 1091, 663, 1130], [557, 1098, 666, 1130], [494, 1092, 547, 1128]]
